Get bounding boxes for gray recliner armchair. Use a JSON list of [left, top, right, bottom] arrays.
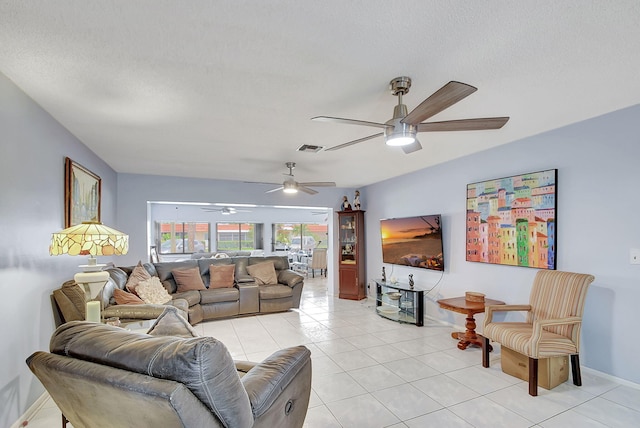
[[26, 321, 312, 428]]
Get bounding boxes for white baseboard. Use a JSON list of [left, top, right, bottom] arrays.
[[10, 392, 49, 428], [582, 366, 640, 390]]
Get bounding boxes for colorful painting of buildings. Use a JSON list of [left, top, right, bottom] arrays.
[[466, 169, 556, 269]]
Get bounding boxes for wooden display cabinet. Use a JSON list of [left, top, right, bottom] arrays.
[[337, 210, 366, 300]]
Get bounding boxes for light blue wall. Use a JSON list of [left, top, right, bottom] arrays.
[[362, 104, 640, 384], [0, 72, 118, 426]]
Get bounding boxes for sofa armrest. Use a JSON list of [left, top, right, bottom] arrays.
[[235, 360, 257, 376], [241, 345, 311, 420], [236, 274, 255, 284], [277, 270, 304, 288], [102, 299, 188, 321]]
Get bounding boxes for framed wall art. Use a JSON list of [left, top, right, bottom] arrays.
[[466, 169, 557, 269], [65, 157, 101, 227]]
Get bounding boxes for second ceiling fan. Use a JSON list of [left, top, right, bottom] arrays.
[[312, 76, 509, 154], [250, 162, 336, 195], [201, 206, 252, 215]]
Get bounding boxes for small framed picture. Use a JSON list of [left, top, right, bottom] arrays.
[[65, 157, 101, 227]]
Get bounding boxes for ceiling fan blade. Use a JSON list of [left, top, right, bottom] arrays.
[[312, 116, 390, 129], [402, 81, 477, 125], [417, 117, 510, 132], [244, 181, 282, 186], [401, 140, 422, 154], [325, 132, 384, 152], [298, 185, 318, 195], [265, 186, 284, 194], [299, 181, 336, 187]]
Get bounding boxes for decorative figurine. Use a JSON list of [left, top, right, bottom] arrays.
[[409, 274, 414, 289], [382, 266, 386, 282], [341, 195, 352, 211], [353, 190, 361, 210]]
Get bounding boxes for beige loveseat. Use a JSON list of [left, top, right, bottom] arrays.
[[27, 321, 312, 428]]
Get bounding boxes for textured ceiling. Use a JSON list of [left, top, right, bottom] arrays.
[[1, 1, 639, 189]]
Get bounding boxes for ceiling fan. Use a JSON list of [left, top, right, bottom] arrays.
[[201, 206, 251, 215], [249, 162, 336, 195], [312, 76, 509, 154]]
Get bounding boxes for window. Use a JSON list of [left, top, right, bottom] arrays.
[[156, 222, 210, 254], [216, 223, 263, 251], [272, 223, 328, 253]]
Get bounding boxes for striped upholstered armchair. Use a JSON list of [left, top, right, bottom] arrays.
[[481, 270, 595, 396]]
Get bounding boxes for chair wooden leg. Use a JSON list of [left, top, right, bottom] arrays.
[[62, 413, 69, 427], [482, 337, 490, 368], [571, 354, 582, 386], [528, 357, 538, 396]]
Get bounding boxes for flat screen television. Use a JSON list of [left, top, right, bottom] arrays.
[[380, 214, 444, 271]]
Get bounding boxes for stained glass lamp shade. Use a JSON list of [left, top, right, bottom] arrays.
[[50, 221, 128, 298]]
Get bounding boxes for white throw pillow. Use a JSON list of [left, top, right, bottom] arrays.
[[135, 277, 172, 305]]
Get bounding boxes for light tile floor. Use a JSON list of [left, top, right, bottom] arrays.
[[26, 276, 640, 427]]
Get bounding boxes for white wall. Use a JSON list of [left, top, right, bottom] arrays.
[[0, 72, 119, 425], [362, 104, 640, 384]]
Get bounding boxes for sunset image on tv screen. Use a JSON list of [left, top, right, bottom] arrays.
[[380, 214, 444, 271]]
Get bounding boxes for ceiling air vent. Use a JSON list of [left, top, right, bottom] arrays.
[[296, 144, 324, 153]]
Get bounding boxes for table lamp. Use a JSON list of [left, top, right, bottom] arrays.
[[50, 221, 129, 320]]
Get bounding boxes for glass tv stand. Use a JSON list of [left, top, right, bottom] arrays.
[[375, 279, 425, 326]]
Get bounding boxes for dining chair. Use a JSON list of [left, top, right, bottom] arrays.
[[308, 248, 327, 278]]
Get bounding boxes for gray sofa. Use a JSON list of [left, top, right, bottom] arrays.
[[27, 321, 312, 428], [111, 255, 303, 325]]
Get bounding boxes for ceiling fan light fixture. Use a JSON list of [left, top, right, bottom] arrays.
[[385, 122, 417, 146], [283, 181, 298, 193], [386, 135, 415, 146]]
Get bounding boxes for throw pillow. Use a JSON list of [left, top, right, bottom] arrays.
[[135, 277, 172, 305], [53, 280, 87, 322], [147, 306, 199, 338], [113, 288, 145, 305], [172, 267, 206, 292], [213, 252, 230, 258], [209, 264, 235, 288], [246, 261, 278, 285], [125, 261, 152, 294]]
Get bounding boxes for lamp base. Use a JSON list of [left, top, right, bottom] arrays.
[[74, 271, 109, 300]]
